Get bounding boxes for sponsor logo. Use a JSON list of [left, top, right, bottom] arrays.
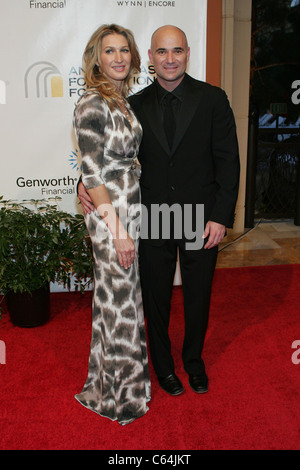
[[25, 64, 84, 99], [29, 0, 67, 9], [131, 65, 155, 89], [69, 65, 156, 96], [116, 0, 176, 6], [69, 148, 82, 172], [25, 61, 63, 98], [16, 176, 78, 197], [68, 67, 86, 98], [25, 63, 156, 99]]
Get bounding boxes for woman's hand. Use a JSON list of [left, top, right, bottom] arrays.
[[113, 227, 135, 270], [78, 181, 94, 214], [86, 184, 135, 269]]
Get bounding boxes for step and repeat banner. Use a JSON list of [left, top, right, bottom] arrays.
[[0, 0, 207, 214]]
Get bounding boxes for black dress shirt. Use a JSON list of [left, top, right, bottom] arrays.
[[155, 75, 186, 126]]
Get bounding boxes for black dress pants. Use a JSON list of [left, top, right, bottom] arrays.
[[139, 238, 218, 378]]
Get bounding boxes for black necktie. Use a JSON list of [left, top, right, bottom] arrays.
[[163, 93, 176, 148]]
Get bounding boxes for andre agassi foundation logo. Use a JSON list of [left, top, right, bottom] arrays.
[[24, 61, 63, 98]]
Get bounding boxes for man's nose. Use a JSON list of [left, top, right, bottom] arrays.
[[166, 51, 175, 62]]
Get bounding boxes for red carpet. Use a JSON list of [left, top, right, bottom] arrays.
[[0, 264, 299, 450]]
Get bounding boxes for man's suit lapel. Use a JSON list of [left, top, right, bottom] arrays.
[[143, 84, 170, 155], [171, 76, 205, 156]]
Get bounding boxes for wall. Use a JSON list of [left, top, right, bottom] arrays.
[[221, 0, 252, 234]]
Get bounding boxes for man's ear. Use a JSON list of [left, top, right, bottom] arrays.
[[148, 49, 153, 63]]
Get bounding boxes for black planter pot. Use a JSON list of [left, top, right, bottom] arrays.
[[6, 285, 50, 327]]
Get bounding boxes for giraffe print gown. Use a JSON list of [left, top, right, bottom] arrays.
[[74, 92, 151, 425]]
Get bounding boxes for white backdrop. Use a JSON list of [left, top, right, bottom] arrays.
[[0, 0, 207, 214]]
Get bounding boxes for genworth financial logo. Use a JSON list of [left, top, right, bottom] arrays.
[[16, 175, 78, 197], [15, 149, 81, 196]]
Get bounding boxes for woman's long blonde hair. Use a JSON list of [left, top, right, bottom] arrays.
[[83, 24, 140, 107]]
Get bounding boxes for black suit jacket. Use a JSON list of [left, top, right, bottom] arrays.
[[129, 74, 240, 244]]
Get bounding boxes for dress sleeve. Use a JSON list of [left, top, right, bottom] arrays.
[[74, 93, 108, 189]]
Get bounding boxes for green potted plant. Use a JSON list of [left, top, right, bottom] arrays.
[[0, 196, 93, 327]]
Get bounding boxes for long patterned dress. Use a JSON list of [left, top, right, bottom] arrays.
[[73, 92, 151, 425]]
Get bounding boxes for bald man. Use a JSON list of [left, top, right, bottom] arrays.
[[78, 25, 240, 396]]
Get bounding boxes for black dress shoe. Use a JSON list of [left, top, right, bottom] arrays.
[[188, 372, 208, 393], [158, 373, 184, 396]]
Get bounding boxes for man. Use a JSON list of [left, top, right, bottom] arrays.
[[78, 25, 240, 396]]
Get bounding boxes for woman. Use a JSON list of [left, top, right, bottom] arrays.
[[74, 24, 151, 425]]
